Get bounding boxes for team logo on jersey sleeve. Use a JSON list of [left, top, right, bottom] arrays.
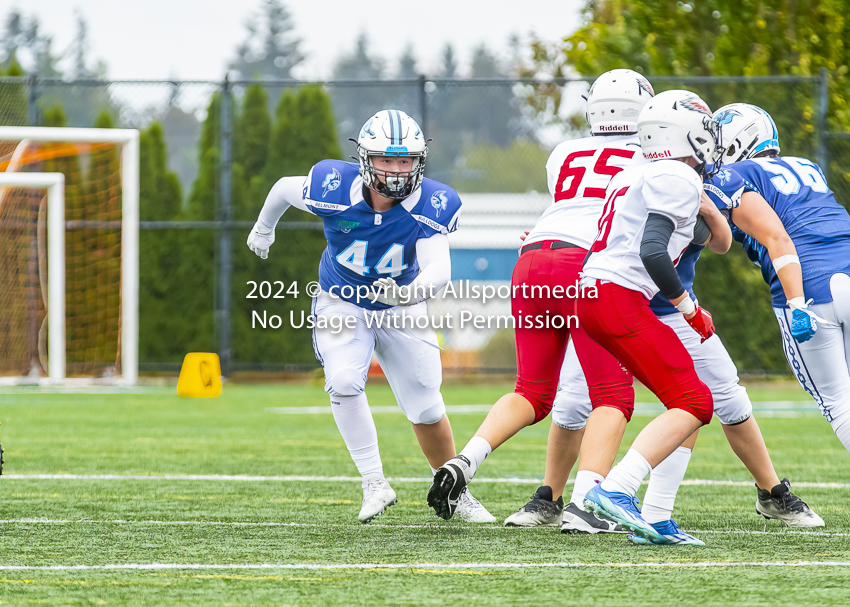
[[717, 169, 733, 185], [430, 190, 448, 217], [322, 168, 341, 197]]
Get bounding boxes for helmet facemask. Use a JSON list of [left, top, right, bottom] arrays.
[[357, 145, 426, 200], [688, 116, 724, 178]]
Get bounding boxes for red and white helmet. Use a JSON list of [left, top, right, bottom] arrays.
[[586, 69, 655, 135], [637, 90, 723, 175]]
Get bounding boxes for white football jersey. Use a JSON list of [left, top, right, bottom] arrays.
[[526, 134, 648, 249], [582, 160, 703, 300]]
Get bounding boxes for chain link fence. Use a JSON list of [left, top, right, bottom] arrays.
[[0, 74, 845, 376]]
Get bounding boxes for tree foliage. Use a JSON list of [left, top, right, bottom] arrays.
[[146, 85, 341, 366], [2, 9, 61, 77], [138, 123, 185, 363], [451, 141, 550, 193], [230, 0, 303, 80], [230, 85, 340, 366], [524, 0, 850, 371], [0, 61, 28, 126]]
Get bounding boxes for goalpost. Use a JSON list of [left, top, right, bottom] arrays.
[[0, 127, 139, 385]]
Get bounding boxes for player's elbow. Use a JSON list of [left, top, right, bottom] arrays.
[[707, 234, 731, 255], [765, 231, 796, 257]]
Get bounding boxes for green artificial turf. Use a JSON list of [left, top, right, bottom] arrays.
[[0, 382, 848, 606]]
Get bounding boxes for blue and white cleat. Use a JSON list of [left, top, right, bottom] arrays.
[[627, 518, 705, 545], [583, 484, 665, 543]]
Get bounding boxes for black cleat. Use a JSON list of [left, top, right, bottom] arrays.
[[427, 455, 472, 520], [756, 478, 824, 527], [504, 486, 564, 527]]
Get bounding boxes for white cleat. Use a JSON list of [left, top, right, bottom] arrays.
[[454, 488, 497, 523], [561, 501, 627, 534], [358, 478, 398, 524]]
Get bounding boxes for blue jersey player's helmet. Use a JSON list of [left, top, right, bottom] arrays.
[[713, 103, 780, 163], [355, 109, 428, 200]]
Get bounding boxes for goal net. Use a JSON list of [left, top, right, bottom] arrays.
[[0, 127, 139, 385]]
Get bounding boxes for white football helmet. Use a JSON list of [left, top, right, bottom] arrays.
[[713, 103, 780, 163], [356, 109, 427, 199], [637, 89, 723, 176], [586, 69, 655, 135]]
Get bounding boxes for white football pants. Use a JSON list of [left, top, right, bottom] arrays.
[[774, 272, 850, 453], [312, 289, 446, 425], [552, 312, 753, 429]]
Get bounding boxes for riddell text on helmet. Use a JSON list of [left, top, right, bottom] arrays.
[[644, 149, 672, 159], [598, 124, 631, 132]]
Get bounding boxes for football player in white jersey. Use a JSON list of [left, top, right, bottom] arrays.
[[575, 90, 722, 544], [505, 105, 822, 531], [246, 109, 494, 524], [427, 70, 655, 521]]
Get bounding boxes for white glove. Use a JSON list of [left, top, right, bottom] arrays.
[[247, 221, 275, 259], [366, 277, 411, 307]]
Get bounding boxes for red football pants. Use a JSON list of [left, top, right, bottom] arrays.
[[576, 281, 713, 425], [512, 242, 634, 424]]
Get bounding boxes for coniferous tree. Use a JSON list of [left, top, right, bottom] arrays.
[[441, 45, 457, 78], [174, 93, 221, 356], [230, 0, 304, 80], [235, 84, 272, 190], [398, 46, 418, 78], [2, 10, 62, 77], [231, 85, 340, 367], [329, 33, 389, 147], [0, 61, 28, 126], [41, 105, 67, 127], [138, 123, 185, 362]]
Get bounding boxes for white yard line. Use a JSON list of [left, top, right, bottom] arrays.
[[2, 519, 849, 538], [1, 561, 850, 571], [4, 474, 849, 489], [265, 401, 821, 417]]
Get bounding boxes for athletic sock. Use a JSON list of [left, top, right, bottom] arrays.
[[570, 470, 604, 505], [430, 466, 439, 476], [458, 436, 492, 478], [642, 446, 693, 524], [600, 449, 651, 497], [329, 393, 384, 480]]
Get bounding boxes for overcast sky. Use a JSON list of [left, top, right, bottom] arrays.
[[12, 0, 583, 80]]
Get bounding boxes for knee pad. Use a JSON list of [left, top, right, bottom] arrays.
[[713, 384, 752, 426], [552, 391, 591, 431], [407, 402, 446, 426], [514, 386, 554, 425], [325, 367, 367, 398], [667, 382, 714, 426], [588, 382, 636, 422]]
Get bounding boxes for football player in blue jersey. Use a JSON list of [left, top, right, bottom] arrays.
[[246, 109, 495, 524], [708, 102, 850, 462]]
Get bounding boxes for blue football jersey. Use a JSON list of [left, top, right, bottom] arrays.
[[303, 159, 461, 310], [705, 159, 850, 307], [649, 244, 704, 316]]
